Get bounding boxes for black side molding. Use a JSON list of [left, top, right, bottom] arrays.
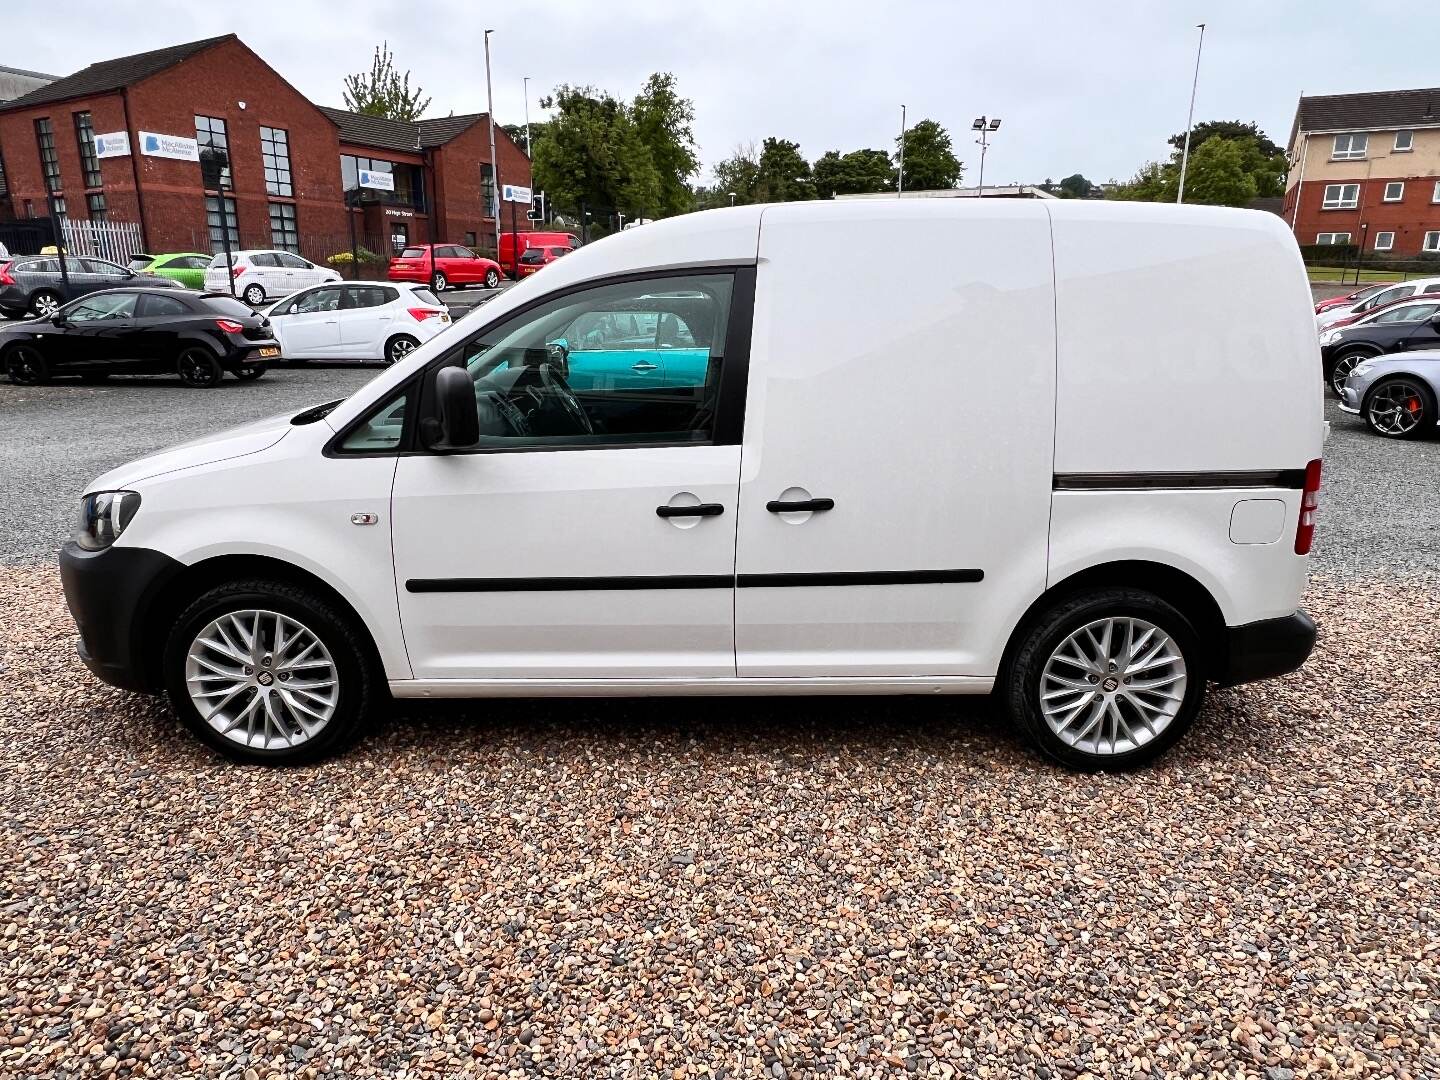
[[738, 569, 982, 588], [405, 568, 985, 593], [1054, 469, 1307, 491]]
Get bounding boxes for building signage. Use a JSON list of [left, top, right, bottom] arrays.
[[93, 131, 131, 159], [358, 169, 395, 191], [502, 183, 532, 204], [138, 131, 200, 161], [384, 208, 414, 218]]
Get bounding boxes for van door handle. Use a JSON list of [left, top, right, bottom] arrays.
[[656, 503, 724, 518], [766, 497, 835, 513], [631, 361, 659, 372]]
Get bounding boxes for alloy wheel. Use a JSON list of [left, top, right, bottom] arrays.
[[5, 345, 47, 384], [185, 609, 340, 751], [1331, 353, 1371, 396], [1367, 380, 1427, 436], [31, 293, 59, 318], [387, 337, 417, 364], [1039, 617, 1187, 756]]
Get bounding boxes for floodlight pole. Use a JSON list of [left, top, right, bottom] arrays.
[[973, 117, 1000, 197], [897, 105, 907, 194], [1177, 22, 1206, 205]]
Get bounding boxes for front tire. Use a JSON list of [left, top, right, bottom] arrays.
[[163, 580, 377, 765], [4, 345, 49, 385], [177, 348, 223, 388], [384, 334, 419, 365], [242, 283, 266, 307], [1003, 588, 1206, 771], [1329, 347, 1378, 397], [1363, 377, 1436, 440]]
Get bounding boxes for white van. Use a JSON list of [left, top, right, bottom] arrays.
[[60, 200, 1323, 770]]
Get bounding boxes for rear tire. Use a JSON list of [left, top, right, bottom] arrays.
[[163, 579, 378, 765], [384, 334, 419, 365], [29, 290, 61, 318], [1002, 587, 1207, 771], [177, 348, 223, 388], [242, 283, 266, 307], [1362, 376, 1436, 440]]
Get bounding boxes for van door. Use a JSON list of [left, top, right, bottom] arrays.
[[390, 270, 751, 681], [734, 201, 1056, 678]]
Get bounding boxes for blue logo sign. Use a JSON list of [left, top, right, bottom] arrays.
[[143, 134, 160, 153]]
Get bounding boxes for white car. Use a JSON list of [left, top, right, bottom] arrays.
[[266, 281, 450, 364], [1315, 277, 1440, 331], [203, 250, 341, 307], [60, 200, 1323, 771]]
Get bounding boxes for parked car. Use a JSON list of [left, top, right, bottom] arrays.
[[1315, 278, 1440, 331], [266, 281, 449, 364], [1320, 299, 1440, 394], [57, 200, 1323, 771], [141, 252, 212, 290], [0, 254, 185, 319], [128, 253, 155, 273], [203, 251, 342, 307], [516, 245, 570, 278], [1338, 350, 1440, 439], [499, 231, 580, 278], [549, 293, 714, 389], [388, 244, 503, 292], [1314, 282, 1390, 315], [1, 287, 279, 387]]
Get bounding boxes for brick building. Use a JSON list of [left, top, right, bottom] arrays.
[[0, 35, 532, 259], [1284, 88, 1440, 258]]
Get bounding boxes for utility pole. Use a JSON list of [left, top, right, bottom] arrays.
[[484, 29, 500, 257], [897, 104, 907, 194], [523, 75, 532, 156], [1177, 22, 1206, 204]]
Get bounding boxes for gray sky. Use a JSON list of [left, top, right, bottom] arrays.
[[5, 1, 1431, 186]]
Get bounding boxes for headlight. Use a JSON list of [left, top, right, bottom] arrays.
[[74, 491, 141, 551]]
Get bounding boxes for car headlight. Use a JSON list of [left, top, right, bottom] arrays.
[[74, 491, 141, 551]]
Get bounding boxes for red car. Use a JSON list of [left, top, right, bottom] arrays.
[[1314, 282, 1390, 314], [388, 244, 503, 292], [515, 245, 571, 278]]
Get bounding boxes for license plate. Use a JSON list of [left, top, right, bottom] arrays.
[[439, 314, 450, 323], [256, 346, 280, 358]]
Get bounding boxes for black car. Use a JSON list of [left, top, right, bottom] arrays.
[[0, 288, 281, 388], [1321, 298, 1440, 395], [0, 254, 184, 319]]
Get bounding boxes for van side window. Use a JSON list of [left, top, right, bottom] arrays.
[[338, 389, 409, 453], [430, 273, 734, 450]]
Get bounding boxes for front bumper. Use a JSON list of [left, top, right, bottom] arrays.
[[1337, 380, 1362, 414], [59, 542, 185, 693], [1214, 610, 1317, 687]]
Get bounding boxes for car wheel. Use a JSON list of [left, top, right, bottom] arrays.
[[1330, 348, 1378, 397], [1363, 377, 1436, 440], [484, 268, 500, 289], [430, 272, 447, 292], [233, 364, 267, 381], [1002, 587, 1206, 771], [163, 579, 378, 765], [242, 283, 266, 307], [4, 344, 49, 385], [29, 291, 61, 319], [385, 334, 420, 365], [177, 348, 224, 388]]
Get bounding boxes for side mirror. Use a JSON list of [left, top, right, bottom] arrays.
[[423, 365, 479, 450], [50, 313, 66, 326], [1430, 311, 1440, 328]]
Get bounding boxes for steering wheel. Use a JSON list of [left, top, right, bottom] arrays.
[[536, 362, 593, 434]]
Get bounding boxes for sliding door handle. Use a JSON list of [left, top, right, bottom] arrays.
[[766, 497, 834, 513], [656, 503, 724, 518]]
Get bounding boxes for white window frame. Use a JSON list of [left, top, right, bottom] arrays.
[[1424, 232, 1440, 253], [1433, 180, 1440, 204], [1331, 133, 1368, 160], [1374, 231, 1395, 251], [1315, 232, 1352, 245], [1394, 130, 1414, 152], [1383, 181, 1404, 202], [1321, 183, 1360, 209]]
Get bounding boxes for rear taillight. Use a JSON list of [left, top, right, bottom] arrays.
[[215, 318, 246, 334], [231, 265, 245, 279], [0, 262, 13, 286], [408, 307, 442, 321], [1295, 458, 1322, 555]]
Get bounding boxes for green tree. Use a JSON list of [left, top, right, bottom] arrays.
[[531, 85, 660, 221], [1057, 173, 1094, 199], [1167, 120, 1281, 158], [1110, 161, 1175, 202], [502, 120, 551, 158], [896, 119, 963, 190], [1168, 121, 1286, 198], [631, 73, 700, 217], [755, 137, 813, 201], [711, 142, 761, 204], [1177, 136, 1258, 206], [812, 148, 895, 196], [342, 42, 432, 121]]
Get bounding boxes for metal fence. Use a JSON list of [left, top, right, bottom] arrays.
[[187, 229, 506, 279], [61, 218, 145, 265]]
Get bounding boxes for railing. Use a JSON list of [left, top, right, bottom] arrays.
[[60, 218, 145, 265]]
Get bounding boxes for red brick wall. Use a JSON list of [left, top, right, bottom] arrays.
[[0, 91, 142, 225], [1287, 175, 1440, 257], [431, 121, 533, 252]]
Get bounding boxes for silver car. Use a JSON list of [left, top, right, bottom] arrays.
[[1339, 349, 1440, 439]]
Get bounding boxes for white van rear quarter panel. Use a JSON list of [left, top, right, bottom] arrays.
[[1049, 203, 1323, 473]]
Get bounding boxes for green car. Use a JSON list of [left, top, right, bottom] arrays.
[[140, 252, 212, 289]]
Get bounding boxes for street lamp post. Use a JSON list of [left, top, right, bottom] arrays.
[[728, 191, 736, 207], [484, 29, 500, 257], [897, 104, 907, 194], [971, 116, 1002, 197], [523, 75, 532, 156], [1176, 23, 1207, 205]]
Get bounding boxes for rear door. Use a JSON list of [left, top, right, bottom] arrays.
[[337, 284, 391, 357], [131, 292, 195, 371], [734, 200, 1056, 678]]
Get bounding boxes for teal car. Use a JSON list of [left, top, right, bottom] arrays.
[[553, 299, 714, 390], [141, 252, 212, 290]]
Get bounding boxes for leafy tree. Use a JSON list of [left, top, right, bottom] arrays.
[[1110, 161, 1175, 202], [1057, 173, 1094, 199], [1166, 121, 1286, 198], [711, 143, 761, 204], [531, 85, 659, 222], [502, 120, 551, 158], [342, 42, 432, 121], [1167, 120, 1281, 159], [813, 148, 895, 196], [1112, 125, 1270, 207], [755, 137, 814, 201], [631, 73, 700, 217], [1177, 136, 1258, 206], [896, 119, 962, 190]]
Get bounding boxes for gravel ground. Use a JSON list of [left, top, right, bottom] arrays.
[[1, 570, 1437, 1077]]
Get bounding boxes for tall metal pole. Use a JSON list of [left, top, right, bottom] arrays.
[[897, 105, 907, 194], [1176, 22, 1206, 205], [523, 76, 532, 156], [977, 128, 988, 197], [484, 29, 500, 258]]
